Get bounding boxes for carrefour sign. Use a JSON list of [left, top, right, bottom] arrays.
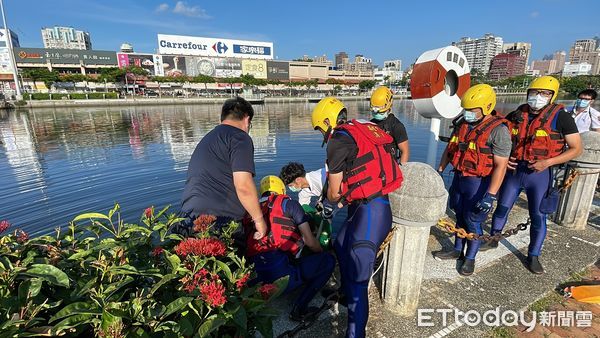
[[157, 34, 273, 60]]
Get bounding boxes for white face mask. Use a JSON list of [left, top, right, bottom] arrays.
[[527, 94, 550, 111]]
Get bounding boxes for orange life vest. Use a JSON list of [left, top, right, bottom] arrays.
[[509, 103, 566, 161], [245, 194, 303, 257], [447, 114, 508, 177], [334, 119, 403, 203]]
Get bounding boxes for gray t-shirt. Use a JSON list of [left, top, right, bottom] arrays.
[[486, 124, 511, 158]]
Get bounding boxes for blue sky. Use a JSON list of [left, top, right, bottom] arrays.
[[5, 0, 599, 67]]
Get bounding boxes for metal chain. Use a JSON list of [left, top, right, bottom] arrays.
[[276, 291, 340, 338], [561, 168, 600, 192], [436, 218, 529, 242]]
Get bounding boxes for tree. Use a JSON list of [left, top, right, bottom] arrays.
[[190, 74, 215, 93], [22, 68, 60, 89], [561, 75, 600, 96], [333, 84, 342, 94], [358, 80, 377, 91]]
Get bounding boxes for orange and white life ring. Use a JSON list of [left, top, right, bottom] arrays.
[[410, 46, 471, 119]]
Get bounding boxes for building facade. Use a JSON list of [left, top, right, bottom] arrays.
[[569, 39, 600, 75], [335, 51, 348, 69], [453, 34, 503, 74], [488, 53, 526, 81], [374, 59, 403, 85], [41, 26, 92, 50], [503, 42, 531, 66], [562, 62, 592, 77]]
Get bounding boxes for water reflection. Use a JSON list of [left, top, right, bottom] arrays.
[[0, 96, 594, 235]]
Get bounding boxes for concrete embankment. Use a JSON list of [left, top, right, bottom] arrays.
[[16, 95, 375, 109]]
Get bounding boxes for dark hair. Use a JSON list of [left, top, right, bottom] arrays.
[[221, 97, 254, 122], [279, 162, 306, 185], [578, 89, 597, 100]]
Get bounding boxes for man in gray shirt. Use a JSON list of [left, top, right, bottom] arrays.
[[433, 84, 510, 276]]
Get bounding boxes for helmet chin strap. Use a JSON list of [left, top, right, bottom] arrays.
[[321, 126, 332, 148]]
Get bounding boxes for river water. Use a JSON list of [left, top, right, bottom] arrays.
[[1, 97, 595, 236]]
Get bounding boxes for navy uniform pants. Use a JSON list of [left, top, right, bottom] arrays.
[[335, 196, 391, 338], [491, 162, 551, 257], [448, 173, 491, 259], [251, 250, 335, 312]]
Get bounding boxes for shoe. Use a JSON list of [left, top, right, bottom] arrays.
[[433, 250, 461, 260], [289, 306, 320, 322], [527, 256, 545, 274], [479, 240, 499, 252], [459, 258, 475, 276], [321, 287, 347, 307]]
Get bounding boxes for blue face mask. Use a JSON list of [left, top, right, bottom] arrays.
[[576, 99, 591, 109], [463, 110, 479, 123], [288, 185, 301, 193], [372, 112, 387, 121]]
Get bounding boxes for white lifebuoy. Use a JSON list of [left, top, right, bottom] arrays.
[[410, 46, 471, 119]]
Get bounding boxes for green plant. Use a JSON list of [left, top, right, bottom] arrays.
[[0, 205, 283, 337], [50, 93, 69, 100], [69, 93, 87, 100], [31, 93, 50, 100], [14, 100, 27, 107]]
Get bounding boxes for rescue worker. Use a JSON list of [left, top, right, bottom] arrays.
[[279, 162, 327, 206], [482, 76, 583, 274], [433, 84, 511, 275], [312, 97, 403, 338], [370, 86, 410, 164], [244, 175, 335, 321]]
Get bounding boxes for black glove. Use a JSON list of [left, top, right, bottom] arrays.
[[321, 199, 336, 220]]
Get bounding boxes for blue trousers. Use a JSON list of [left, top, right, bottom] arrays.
[[491, 162, 550, 257], [335, 196, 392, 338], [448, 173, 491, 259], [250, 250, 335, 311]]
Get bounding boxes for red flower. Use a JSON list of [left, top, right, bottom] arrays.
[[151, 246, 164, 257], [0, 220, 10, 234], [144, 207, 153, 219], [236, 273, 250, 290], [174, 238, 227, 257], [200, 280, 227, 307], [181, 269, 211, 293], [258, 283, 278, 300], [193, 215, 216, 233], [16, 230, 29, 244]]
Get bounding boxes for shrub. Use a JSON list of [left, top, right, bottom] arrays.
[[0, 204, 283, 337], [69, 93, 87, 100], [31, 93, 50, 100]]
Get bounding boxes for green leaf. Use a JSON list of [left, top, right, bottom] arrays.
[[24, 264, 70, 288], [155, 205, 170, 219], [197, 315, 226, 338], [104, 276, 134, 301], [161, 296, 193, 320], [50, 302, 101, 323], [149, 273, 177, 297], [51, 314, 95, 335], [72, 278, 97, 299], [68, 249, 93, 260], [100, 309, 121, 333], [72, 212, 110, 222], [214, 260, 233, 282], [108, 203, 120, 219], [18, 278, 43, 301], [232, 306, 247, 331], [166, 253, 181, 272], [271, 276, 289, 298]]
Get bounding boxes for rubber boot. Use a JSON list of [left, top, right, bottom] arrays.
[[479, 240, 499, 252], [459, 258, 475, 276], [433, 249, 462, 260], [527, 256, 545, 274], [321, 287, 347, 307]]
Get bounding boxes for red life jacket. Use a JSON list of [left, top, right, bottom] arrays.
[[509, 103, 566, 161], [333, 119, 403, 203], [244, 194, 303, 257], [447, 114, 508, 177]]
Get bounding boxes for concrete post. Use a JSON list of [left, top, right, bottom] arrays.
[[380, 162, 448, 316], [555, 131, 600, 230]]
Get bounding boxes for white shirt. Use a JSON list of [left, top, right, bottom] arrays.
[[571, 106, 600, 133], [298, 168, 326, 206]]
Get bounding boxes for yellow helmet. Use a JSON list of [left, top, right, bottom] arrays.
[[528, 76, 560, 103], [311, 97, 346, 132], [370, 86, 393, 113], [259, 175, 286, 196], [461, 84, 497, 116]]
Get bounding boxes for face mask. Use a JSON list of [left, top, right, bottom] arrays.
[[527, 94, 549, 110], [288, 185, 301, 193], [576, 99, 591, 109], [463, 110, 479, 123], [372, 112, 387, 121]]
